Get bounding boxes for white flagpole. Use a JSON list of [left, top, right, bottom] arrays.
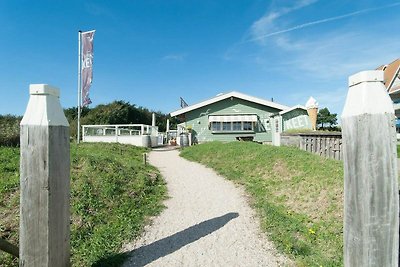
[[77, 30, 82, 144]]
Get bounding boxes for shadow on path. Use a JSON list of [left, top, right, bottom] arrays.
[[95, 212, 239, 267]]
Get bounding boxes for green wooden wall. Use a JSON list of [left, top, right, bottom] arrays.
[[179, 97, 282, 143], [282, 109, 312, 131]]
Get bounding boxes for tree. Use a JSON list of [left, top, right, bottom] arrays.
[[64, 100, 175, 138], [317, 107, 337, 129]]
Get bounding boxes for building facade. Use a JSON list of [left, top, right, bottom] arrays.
[[171, 91, 311, 145], [377, 59, 400, 136]]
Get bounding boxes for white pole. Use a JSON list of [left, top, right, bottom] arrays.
[[152, 113, 156, 126], [166, 119, 170, 133], [77, 30, 82, 144]]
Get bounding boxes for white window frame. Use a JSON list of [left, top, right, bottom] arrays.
[[211, 121, 255, 133]]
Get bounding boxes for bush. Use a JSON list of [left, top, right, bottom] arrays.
[[0, 115, 21, 147]]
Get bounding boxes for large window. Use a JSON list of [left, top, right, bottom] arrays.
[[209, 115, 257, 133], [233, 121, 242, 131], [222, 122, 232, 131], [211, 121, 255, 132], [243, 122, 252, 131], [211, 122, 221, 131]]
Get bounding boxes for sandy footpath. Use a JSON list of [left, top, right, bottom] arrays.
[[122, 148, 290, 267]]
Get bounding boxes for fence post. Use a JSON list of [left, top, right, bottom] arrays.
[[143, 153, 147, 165], [152, 113, 156, 127], [342, 71, 399, 266], [20, 84, 70, 266]]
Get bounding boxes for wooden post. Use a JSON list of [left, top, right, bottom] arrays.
[[342, 71, 399, 266], [143, 153, 147, 165], [20, 84, 70, 266], [0, 238, 18, 258]]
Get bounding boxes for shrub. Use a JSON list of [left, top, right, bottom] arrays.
[[0, 115, 21, 147]]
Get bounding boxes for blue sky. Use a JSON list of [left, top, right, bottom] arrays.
[[1, 0, 400, 119]]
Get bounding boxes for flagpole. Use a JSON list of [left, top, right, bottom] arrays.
[[77, 30, 82, 144]]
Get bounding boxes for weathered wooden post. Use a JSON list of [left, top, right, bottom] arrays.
[[143, 153, 147, 165], [0, 238, 18, 258], [342, 70, 399, 266], [20, 84, 70, 266]]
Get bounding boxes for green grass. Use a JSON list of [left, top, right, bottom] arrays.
[[0, 143, 167, 266], [180, 142, 343, 267]]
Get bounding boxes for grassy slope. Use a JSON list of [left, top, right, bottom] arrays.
[[0, 143, 166, 266], [181, 142, 343, 267]]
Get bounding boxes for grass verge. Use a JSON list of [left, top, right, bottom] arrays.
[[180, 142, 343, 266], [0, 143, 166, 266]]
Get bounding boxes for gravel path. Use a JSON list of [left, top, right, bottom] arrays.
[[122, 148, 290, 267]]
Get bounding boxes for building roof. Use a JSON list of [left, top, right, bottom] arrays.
[[279, 105, 307, 115], [377, 58, 400, 94], [269, 105, 308, 117], [170, 91, 290, 117]]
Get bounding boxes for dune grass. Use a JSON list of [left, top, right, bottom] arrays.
[[180, 142, 343, 266], [0, 143, 166, 266]]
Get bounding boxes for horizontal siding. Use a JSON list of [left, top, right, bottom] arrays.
[[282, 109, 312, 131], [182, 97, 281, 143]]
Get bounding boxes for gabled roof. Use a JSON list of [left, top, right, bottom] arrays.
[[270, 105, 308, 117], [279, 105, 307, 115], [377, 59, 400, 94], [170, 91, 289, 117]]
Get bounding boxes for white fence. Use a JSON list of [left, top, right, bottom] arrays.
[[82, 124, 164, 147]]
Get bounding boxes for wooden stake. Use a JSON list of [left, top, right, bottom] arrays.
[[20, 84, 70, 266], [0, 238, 18, 258], [342, 71, 399, 266]]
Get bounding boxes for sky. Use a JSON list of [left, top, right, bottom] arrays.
[[1, 0, 400, 120]]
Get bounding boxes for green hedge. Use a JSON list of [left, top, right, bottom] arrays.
[[0, 115, 21, 147]]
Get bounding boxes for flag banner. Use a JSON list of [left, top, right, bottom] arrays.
[[180, 97, 188, 108], [81, 30, 95, 107]]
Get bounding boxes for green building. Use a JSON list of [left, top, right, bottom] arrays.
[[170, 91, 311, 145]]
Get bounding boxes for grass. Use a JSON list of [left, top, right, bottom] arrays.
[[0, 143, 167, 266], [180, 142, 343, 267]]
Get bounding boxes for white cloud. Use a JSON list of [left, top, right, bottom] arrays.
[[162, 53, 187, 61], [224, 1, 400, 119], [249, 2, 400, 43], [280, 31, 400, 80], [249, 0, 318, 45]]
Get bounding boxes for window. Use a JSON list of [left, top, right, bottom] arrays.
[[223, 122, 232, 131], [243, 122, 253, 131], [233, 122, 242, 131], [209, 115, 256, 133], [211, 122, 221, 131], [211, 121, 254, 132]]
